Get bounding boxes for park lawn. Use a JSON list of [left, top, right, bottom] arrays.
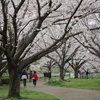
[[47, 79, 100, 91], [0, 85, 60, 100]]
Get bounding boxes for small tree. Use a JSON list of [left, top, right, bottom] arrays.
[[43, 59, 55, 72], [47, 42, 80, 80], [69, 56, 87, 78]]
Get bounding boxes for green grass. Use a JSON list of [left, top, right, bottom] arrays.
[[47, 78, 100, 91], [0, 85, 60, 100], [88, 74, 100, 79]]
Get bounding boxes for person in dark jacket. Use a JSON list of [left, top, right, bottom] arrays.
[[85, 70, 89, 79], [43, 71, 47, 81], [21, 70, 28, 87], [31, 71, 38, 87]]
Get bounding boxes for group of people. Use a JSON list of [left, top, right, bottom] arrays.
[[21, 70, 51, 87], [79, 70, 90, 79], [21, 70, 38, 87], [43, 71, 51, 81]]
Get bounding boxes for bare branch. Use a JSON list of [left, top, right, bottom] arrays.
[[36, 0, 41, 18]]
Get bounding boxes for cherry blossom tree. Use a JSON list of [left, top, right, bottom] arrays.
[[43, 59, 55, 72], [46, 41, 80, 80], [73, 5, 100, 71], [0, 0, 95, 98], [69, 55, 87, 78]]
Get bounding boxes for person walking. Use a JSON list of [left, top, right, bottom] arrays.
[[32, 71, 38, 87], [85, 70, 89, 79], [21, 70, 28, 87], [43, 71, 47, 81]]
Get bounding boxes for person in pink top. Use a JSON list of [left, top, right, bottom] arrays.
[[31, 71, 38, 87]]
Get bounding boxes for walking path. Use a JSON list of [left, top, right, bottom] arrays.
[[21, 81, 100, 100]]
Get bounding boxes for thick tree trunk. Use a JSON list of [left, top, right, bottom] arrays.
[[7, 68, 21, 98], [74, 69, 79, 78], [59, 66, 64, 80], [48, 67, 51, 72]]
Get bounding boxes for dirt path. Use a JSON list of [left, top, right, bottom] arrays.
[[21, 81, 100, 100]]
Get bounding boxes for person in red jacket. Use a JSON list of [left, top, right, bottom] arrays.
[[31, 71, 38, 87]]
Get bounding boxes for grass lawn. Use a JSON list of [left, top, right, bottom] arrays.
[[0, 85, 60, 100], [47, 78, 100, 91]]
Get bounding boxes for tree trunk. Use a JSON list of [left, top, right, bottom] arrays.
[[48, 66, 51, 72], [0, 75, 2, 85], [59, 66, 64, 80], [74, 69, 79, 78], [7, 68, 21, 98]]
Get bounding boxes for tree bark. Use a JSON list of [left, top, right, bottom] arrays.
[[7, 68, 21, 98], [59, 66, 64, 80], [48, 66, 51, 72], [74, 68, 79, 78]]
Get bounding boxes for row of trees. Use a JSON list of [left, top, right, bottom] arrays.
[[0, 0, 100, 98], [40, 0, 100, 80]]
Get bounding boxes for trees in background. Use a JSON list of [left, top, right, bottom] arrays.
[[0, 49, 7, 85], [46, 41, 80, 80], [69, 55, 87, 78], [43, 59, 55, 72], [73, 6, 100, 72]]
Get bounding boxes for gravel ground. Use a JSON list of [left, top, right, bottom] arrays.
[[21, 81, 100, 100]]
